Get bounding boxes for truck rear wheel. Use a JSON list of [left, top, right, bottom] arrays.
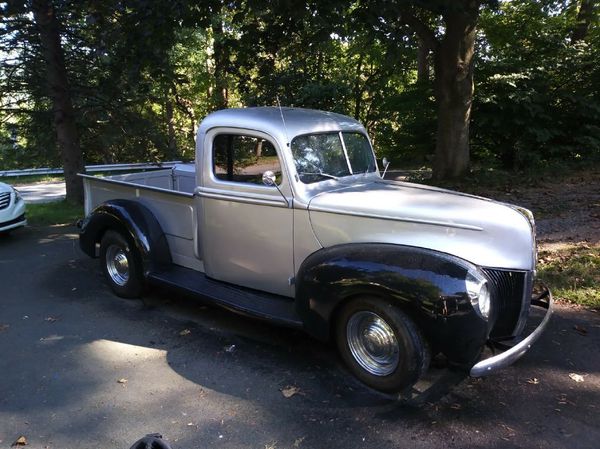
[[99, 230, 143, 298], [335, 297, 430, 393]]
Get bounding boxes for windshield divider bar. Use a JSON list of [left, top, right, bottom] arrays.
[[339, 131, 353, 175]]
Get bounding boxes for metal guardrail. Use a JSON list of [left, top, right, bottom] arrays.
[[0, 161, 184, 178]]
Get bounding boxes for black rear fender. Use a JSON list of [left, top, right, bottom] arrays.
[[79, 199, 171, 276], [295, 243, 490, 365]]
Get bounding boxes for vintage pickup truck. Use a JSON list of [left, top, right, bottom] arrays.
[[79, 107, 553, 393]]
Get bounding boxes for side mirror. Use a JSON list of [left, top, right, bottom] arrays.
[[381, 157, 391, 178], [262, 170, 290, 208], [262, 170, 277, 187]]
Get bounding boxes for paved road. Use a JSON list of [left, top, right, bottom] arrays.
[[17, 182, 66, 204], [0, 225, 599, 449]]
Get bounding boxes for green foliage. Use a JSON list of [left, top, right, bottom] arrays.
[[372, 83, 436, 165], [1, 0, 599, 172], [473, 0, 600, 169]]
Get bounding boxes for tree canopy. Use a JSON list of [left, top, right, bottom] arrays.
[[1, 0, 598, 200]]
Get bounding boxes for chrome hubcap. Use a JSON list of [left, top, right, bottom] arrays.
[[347, 311, 400, 376], [106, 245, 129, 286]]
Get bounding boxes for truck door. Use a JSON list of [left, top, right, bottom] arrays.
[[197, 129, 294, 297]]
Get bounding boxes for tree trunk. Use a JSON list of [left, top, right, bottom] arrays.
[[353, 54, 364, 119], [31, 0, 85, 204], [417, 39, 430, 83], [572, 0, 597, 43], [432, 6, 479, 180], [165, 94, 177, 159], [212, 16, 229, 110], [254, 140, 263, 158]]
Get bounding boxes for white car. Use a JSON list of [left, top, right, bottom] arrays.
[[0, 181, 27, 233]]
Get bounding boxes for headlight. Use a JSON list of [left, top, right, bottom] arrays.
[[13, 188, 22, 203], [466, 270, 491, 320]]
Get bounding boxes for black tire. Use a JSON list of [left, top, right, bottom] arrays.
[[99, 230, 144, 298], [335, 296, 430, 393]]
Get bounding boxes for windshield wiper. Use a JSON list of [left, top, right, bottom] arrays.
[[299, 172, 339, 180]]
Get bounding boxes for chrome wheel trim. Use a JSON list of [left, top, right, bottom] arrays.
[[105, 244, 130, 287], [346, 311, 400, 376]]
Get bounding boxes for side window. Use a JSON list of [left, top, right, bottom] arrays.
[[212, 134, 282, 185]]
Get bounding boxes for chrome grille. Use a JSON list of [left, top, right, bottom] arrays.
[[482, 268, 530, 338], [0, 192, 11, 210]]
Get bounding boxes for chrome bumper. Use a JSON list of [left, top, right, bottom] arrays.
[[470, 284, 553, 377]]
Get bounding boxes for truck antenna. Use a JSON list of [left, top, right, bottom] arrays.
[[276, 96, 290, 147]]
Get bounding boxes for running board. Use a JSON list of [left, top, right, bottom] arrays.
[[147, 266, 303, 328]]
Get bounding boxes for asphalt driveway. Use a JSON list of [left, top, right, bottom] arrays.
[[0, 225, 598, 449]]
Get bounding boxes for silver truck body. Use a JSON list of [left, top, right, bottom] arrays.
[[80, 107, 551, 390], [83, 107, 535, 294]]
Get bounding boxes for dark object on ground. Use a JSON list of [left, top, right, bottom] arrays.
[[129, 433, 172, 449]]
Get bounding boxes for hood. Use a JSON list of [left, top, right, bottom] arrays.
[[0, 182, 14, 193], [307, 180, 535, 270]]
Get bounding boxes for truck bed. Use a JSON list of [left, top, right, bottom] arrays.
[[80, 164, 203, 272]]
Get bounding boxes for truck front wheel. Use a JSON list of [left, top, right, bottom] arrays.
[[99, 230, 143, 298], [335, 297, 430, 393]]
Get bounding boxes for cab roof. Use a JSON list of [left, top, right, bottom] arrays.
[[197, 107, 366, 146]]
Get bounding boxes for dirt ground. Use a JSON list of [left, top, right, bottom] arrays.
[[466, 169, 600, 249]]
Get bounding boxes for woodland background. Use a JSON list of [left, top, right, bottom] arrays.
[[1, 0, 599, 202]]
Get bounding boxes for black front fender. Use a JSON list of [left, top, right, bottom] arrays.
[[296, 244, 490, 365], [79, 199, 171, 276]]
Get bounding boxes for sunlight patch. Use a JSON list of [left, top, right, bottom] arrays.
[[85, 339, 167, 363]]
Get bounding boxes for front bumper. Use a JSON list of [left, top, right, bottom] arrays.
[[0, 193, 27, 232], [470, 284, 553, 377], [0, 213, 27, 232]]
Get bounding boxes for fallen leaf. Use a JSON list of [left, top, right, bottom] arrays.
[[293, 437, 306, 448], [526, 378, 540, 385], [45, 317, 59, 323], [573, 325, 587, 336], [117, 378, 128, 384], [12, 435, 27, 446], [39, 335, 64, 342], [281, 386, 301, 398], [0, 324, 9, 332], [569, 373, 585, 383], [179, 329, 191, 336]]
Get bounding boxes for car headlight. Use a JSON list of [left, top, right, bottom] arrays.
[[466, 270, 491, 320], [13, 188, 22, 203]]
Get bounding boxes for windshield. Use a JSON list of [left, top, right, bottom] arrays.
[[291, 132, 376, 184]]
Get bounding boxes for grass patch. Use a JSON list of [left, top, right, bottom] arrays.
[[1, 174, 64, 186], [538, 244, 600, 309], [26, 200, 84, 226]]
